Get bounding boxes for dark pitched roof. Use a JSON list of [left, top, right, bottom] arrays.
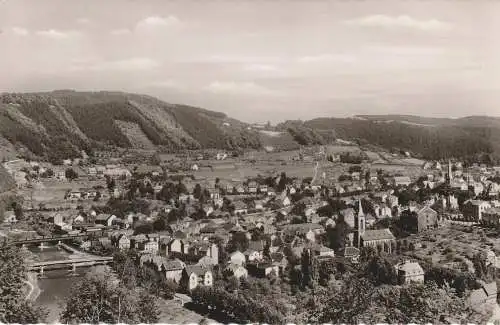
[[162, 259, 185, 271], [185, 265, 211, 276], [343, 246, 360, 257], [248, 240, 265, 251], [361, 229, 395, 242]]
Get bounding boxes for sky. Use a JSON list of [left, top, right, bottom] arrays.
[[0, 0, 499, 123]]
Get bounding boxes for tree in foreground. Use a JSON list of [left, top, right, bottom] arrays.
[[60, 265, 160, 324], [305, 274, 478, 324], [0, 244, 47, 323]]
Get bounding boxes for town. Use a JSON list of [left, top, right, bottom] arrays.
[[2, 142, 500, 323]]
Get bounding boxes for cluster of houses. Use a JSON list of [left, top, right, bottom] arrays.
[[4, 154, 500, 309]]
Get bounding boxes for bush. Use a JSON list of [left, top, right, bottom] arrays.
[[443, 247, 454, 254]]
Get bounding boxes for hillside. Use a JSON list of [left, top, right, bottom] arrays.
[[0, 91, 261, 162], [1, 90, 499, 164], [277, 116, 500, 164], [0, 165, 14, 193]]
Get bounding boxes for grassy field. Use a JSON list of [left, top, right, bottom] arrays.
[[325, 144, 361, 154], [193, 160, 315, 182], [18, 178, 106, 209], [158, 299, 215, 324]]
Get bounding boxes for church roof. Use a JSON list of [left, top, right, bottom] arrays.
[[361, 229, 395, 242]]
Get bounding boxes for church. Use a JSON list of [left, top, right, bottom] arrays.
[[355, 199, 396, 253]]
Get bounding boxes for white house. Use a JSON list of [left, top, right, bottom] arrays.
[[396, 260, 425, 284], [182, 265, 213, 291], [118, 235, 130, 250], [230, 250, 246, 266]]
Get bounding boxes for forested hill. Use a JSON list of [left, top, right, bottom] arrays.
[[0, 89, 498, 164], [0, 165, 14, 194], [277, 116, 500, 164], [0, 90, 261, 163]]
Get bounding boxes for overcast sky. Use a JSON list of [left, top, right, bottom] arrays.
[[1, 0, 499, 122]]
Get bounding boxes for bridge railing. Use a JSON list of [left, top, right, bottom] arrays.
[[6, 229, 109, 244], [29, 257, 114, 267]]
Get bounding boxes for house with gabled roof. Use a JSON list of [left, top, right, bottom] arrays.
[[168, 238, 190, 256], [416, 206, 438, 232], [181, 265, 213, 291], [162, 258, 186, 283], [118, 234, 130, 250], [95, 213, 117, 227], [395, 260, 424, 284]]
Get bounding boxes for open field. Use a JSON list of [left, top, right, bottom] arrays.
[[158, 299, 215, 324], [18, 178, 106, 209], [369, 163, 425, 176], [325, 144, 361, 154], [244, 150, 300, 161], [259, 130, 284, 137], [391, 158, 426, 166], [193, 160, 316, 182], [364, 151, 385, 162]]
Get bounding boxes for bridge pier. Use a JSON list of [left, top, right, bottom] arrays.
[[68, 263, 77, 276], [38, 266, 45, 278]]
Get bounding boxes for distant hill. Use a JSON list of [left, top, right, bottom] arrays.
[[277, 115, 500, 164], [1, 90, 499, 164], [0, 90, 261, 163]]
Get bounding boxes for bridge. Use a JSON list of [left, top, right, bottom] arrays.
[[28, 256, 114, 276], [4, 230, 109, 247]]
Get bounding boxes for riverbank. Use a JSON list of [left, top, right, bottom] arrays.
[[25, 272, 41, 301]]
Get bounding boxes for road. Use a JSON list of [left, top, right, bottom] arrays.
[[311, 161, 320, 184]]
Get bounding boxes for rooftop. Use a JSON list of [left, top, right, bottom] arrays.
[[361, 228, 395, 242]]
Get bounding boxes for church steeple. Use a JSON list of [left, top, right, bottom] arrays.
[[357, 199, 364, 217], [357, 199, 365, 248], [447, 159, 452, 184]]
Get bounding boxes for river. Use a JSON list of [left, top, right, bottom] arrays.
[[28, 244, 87, 323]]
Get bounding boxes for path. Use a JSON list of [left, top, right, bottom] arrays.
[[311, 161, 319, 184], [174, 293, 192, 304]]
